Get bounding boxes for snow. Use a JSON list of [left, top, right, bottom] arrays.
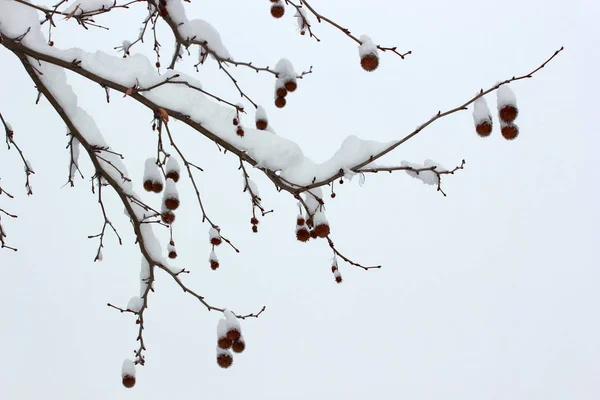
[[223, 309, 241, 332], [64, 0, 114, 14], [472, 97, 492, 124], [358, 35, 377, 57], [69, 137, 80, 182], [401, 159, 446, 186], [303, 187, 323, 215], [295, 7, 308, 30], [127, 296, 143, 313], [209, 250, 218, 262], [144, 158, 161, 182], [164, 178, 179, 200], [217, 318, 228, 338], [209, 227, 220, 241], [245, 178, 259, 198], [255, 106, 268, 123], [165, 0, 231, 60], [140, 257, 151, 296], [139, 223, 163, 261], [121, 359, 136, 378], [313, 211, 328, 226], [274, 58, 296, 80], [0, 0, 401, 191], [497, 84, 517, 108], [166, 156, 180, 175]]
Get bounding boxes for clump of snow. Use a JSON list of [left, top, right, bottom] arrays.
[[140, 258, 151, 296], [166, 156, 180, 177], [358, 34, 377, 57], [295, 7, 308, 31], [223, 309, 241, 332], [274, 58, 296, 80], [401, 159, 446, 186], [497, 84, 517, 109], [313, 211, 328, 226], [144, 158, 161, 182], [127, 296, 143, 313], [165, 0, 231, 59], [121, 359, 136, 378], [303, 187, 323, 215], [209, 227, 221, 242], [217, 318, 228, 338], [472, 97, 492, 124], [255, 106, 268, 123], [64, 0, 114, 14], [163, 179, 179, 200]]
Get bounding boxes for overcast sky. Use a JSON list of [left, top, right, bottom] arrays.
[[0, 0, 598, 399]]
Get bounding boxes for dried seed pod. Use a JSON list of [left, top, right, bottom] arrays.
[[161, 206, 175, 225], [270, 1, 285, 18], [216, 347, 233, 369], [501, 122, 519, 140], [232, 337, 246, 353], [275, 97, 286, 108], [284, 79, 297, 92], [313, 211, 330, 238]]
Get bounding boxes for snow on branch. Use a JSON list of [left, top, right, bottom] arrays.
[[0, 0, 564, 383]]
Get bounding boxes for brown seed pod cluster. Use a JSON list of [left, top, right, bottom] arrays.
[[331, 262, 343, 284], [497, 85, 520, 141], [216, 311, 246, 369], [295, 214, 310, 242], [143, 158, 163, 193], [167, 240, 177, 259]]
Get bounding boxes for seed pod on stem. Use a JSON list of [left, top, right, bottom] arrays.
[[143, 157, 162, 193], [163, 179, 180, 210], [165, 156, 180, 182], [217, 319, 232, 349], [223, 309, 242, 341], [216, 347, 233, 368], [209, 250, 219, 270], [209, 227, 222, 246], [358, 35, 379, 72], [497, 84, 519, 123], [270, 0, 285, 18], [121, 359, 136, 388], [313, 211, 331, 238], [255, 105, 268, 130], [472, 96, 493, 137]]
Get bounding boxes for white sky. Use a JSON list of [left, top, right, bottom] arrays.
[[0, 0, 598, 399]]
